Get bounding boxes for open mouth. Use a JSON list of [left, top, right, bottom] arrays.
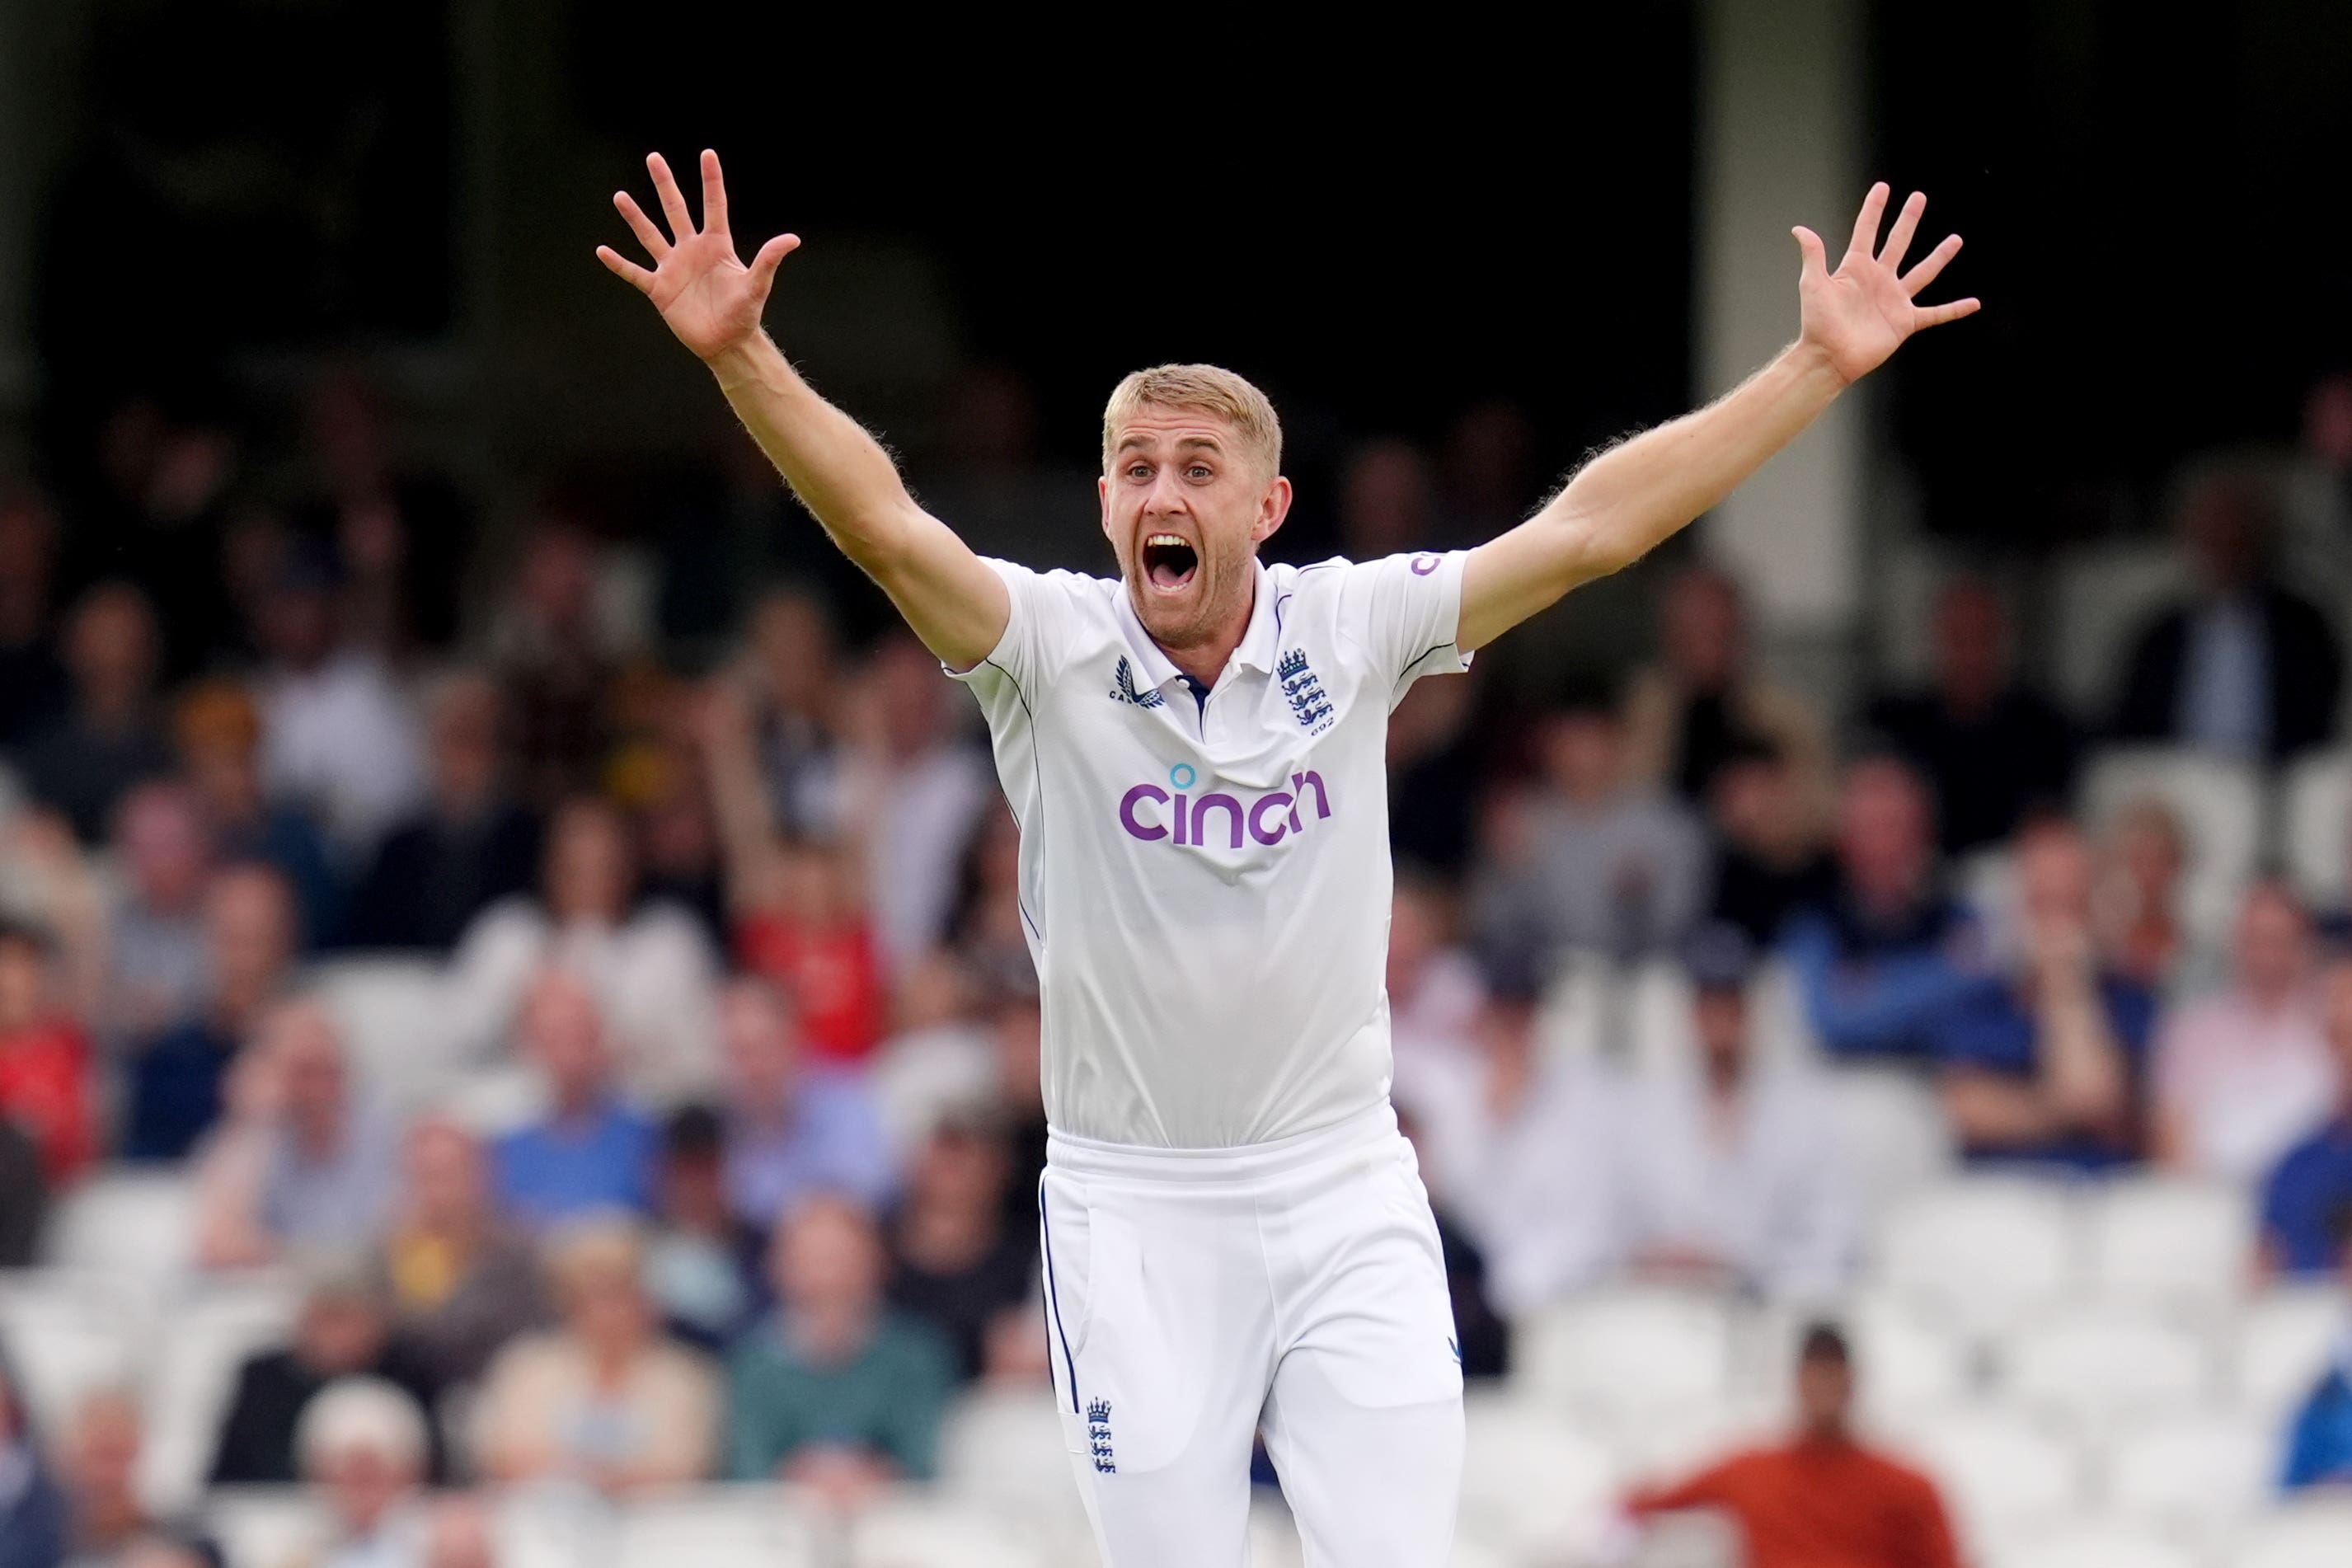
[[1141, 533, 1199, 594]]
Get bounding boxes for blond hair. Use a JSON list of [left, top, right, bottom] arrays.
[[1101, 364, 1283, 477]]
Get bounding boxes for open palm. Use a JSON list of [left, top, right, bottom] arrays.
[[598, 150, 800, 363], [1793, 183, 1978, 384]]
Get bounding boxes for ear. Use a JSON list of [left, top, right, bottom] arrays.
[[1098, 474, 1115, 543], [1251, 476, 1293, 547]]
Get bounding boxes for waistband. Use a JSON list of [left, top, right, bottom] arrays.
[[1045, 1098, 1400, 1185]]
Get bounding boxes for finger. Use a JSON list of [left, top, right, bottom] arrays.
[[595, 246, 655, 294], [699, 148, 728, 237], [1902, 232, 1963, 296], [749, 232, 802, 293], [648, 152, 695, 237], [1879, 190, 1926, 270], [613, 190, 669, 257], [1791, 225, 1829, 281], [1845, 181, 1890, 261], [1915, 296, 1981, 328]]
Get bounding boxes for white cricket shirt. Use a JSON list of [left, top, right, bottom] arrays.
[[950, 549, 1473, 1148]]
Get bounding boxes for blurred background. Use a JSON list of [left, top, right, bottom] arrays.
[[0, 2, 2349, 1567]]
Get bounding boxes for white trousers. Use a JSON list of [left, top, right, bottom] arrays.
[[1038, 1101, 1465, 1567]]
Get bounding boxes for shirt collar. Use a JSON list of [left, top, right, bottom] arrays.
[[1114, 558, 1278, 690]]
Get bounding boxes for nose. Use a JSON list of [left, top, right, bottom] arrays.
[[1141, 467, 1190, 519]]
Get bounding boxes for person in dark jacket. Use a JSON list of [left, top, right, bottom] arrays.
[[0, 1362, 68, 1568], [2112, 469, 2343, 762]]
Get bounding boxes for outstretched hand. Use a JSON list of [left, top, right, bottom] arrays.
[[597, 150, 799, 364], [1791, 183, 1978, 384]]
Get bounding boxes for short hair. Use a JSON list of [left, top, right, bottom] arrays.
[[1101, 364, 1283, 477], [1797, 1321, 1851, 1367], [293, 1377, 429, 1475]]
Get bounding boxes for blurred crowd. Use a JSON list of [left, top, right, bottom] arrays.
[[0, 364, 2349, 1567]]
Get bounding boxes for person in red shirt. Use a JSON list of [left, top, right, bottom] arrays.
[[0, 918, 96, 1182], [1625, 1323, 1964, 1568]]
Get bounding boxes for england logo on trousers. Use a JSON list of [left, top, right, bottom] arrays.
[[1087, 1398, 1116, 1474]]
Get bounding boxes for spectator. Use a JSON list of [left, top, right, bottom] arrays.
[[295, 1379, 432, 1568], [1471, 682, 1709, 966], [54, 1390, 155, 1566], [1616, 924, 1856, 1298], [1394, 1106, 1509, 1380], [726, 1196, 957, 1505], [251, 546, 427, 860], [1623, 563, 1833, 810], [946, 808, 1034, 1003], [737, 586, 839, 840], [907, 365, 1101, 573], [1782, 757, 1986, 1062], [2099, 797, 2202, 995], [644, 1106, 764, 1352], [472, 1218, 719, 1495], [1704, 738, 1837, 948], [2260, 958, 2352, 1279], [2153, 881, 2335, 1183], [2281, 1220, 2352, 1491], [490, 971, 657, 1229], [194, 1001, 398, 1268], [885, 1110, 1034, 1381], [1933, 819, 2157, 1171], [0, 1362, 68, 1568], [173, 683, 344, 951], [1386, 666, 1482, 878], [101, 782, 214, 1049], [1389, 951, 1623, 1315], [0, 921, 94, 1185], [2112, 466, 2342, 760], [14, 584, 173, 846], [990, 993, 1049, 1235], [448, 796, 721, 1106], [1386, 871, 1486, 1063], [1624, 1323, 1962, 1568], [376, 1115, 549, 1398], [296, 370, 469, 660], [125, 862, 298, 1162], [0, 1123, 43, 1268], [698, 683, 886, 1067], [1866, 577, 2082, 856], [1336, 437, 1439, 562], [487, 518, 624, 809], [415, 1496, 493, 1568], [718, 978, 894, 1229], [209, 1264, 437, 1486], [1440, 398, 1536, 545], [187, 1044, 285, 1277], [349, 672, 540, 955], [0, 492, 66, 748]]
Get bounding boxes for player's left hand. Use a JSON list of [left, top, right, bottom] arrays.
[[1791, 183, 1979, 384]]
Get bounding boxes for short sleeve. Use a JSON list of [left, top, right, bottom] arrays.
[[1335, 551, 1474, 701], [944, 558, 1100, 697]]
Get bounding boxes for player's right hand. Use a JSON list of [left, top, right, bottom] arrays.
[[597, 149, 799, 364]]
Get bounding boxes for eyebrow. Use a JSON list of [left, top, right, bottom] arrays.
[[1115, 434, 1228, 456]]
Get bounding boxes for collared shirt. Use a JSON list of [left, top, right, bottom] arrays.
[[950, 552, 1472, 1148], [721, 1069, 896, 1226], [2153, 988, 2336, 1183], [2176, 596, 2270, 756], [261, 1106, 401, 1246], [491, 1101, 656, 1230]]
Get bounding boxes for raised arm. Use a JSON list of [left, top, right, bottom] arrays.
[[599, 151, 1007, 669], [1457, 184, 1977, 652]]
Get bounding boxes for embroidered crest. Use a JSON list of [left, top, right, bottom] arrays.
[[1276, 649, 1333, 734], [1086, 1398, 1116, 1473], [1110, 656, 1166, 709]]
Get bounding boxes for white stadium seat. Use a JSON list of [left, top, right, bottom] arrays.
[[204, 1486, 330, 1568], [2233, 1287, 2345, 1420], [1874, 1177, 2077, 1338], [0, 1273, 142, 1434], [937, 1387, 1092, 1550], [140, 1275, 303, 1512], [1514, 1288, 1736, 1425], [1841, 1291, 1976, 1420], [2279, 749, 2352, 908], [2080, 747, 2265, 946], [850, 1492, 1049, 1568], [1894, 1406, 2088, 1550], [1821, 1069, 1957, 1223], [309, 955, 472, 1111], [2000, 1307, 2213, 1436], [2231, 1500, 2352, 1568], [42, 1171, 197, 1282], [613, 1490, 819, 1568], [1537, 955, 1611, 1064], [2085, 1177, 2255, 1318], [1996, 1519, 2202, 1568], [1456, 1394, 1619, 1562], [2106, 1411, 2276, 1552]]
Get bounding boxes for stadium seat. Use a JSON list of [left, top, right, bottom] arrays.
[[1819, 1069, 1957, 1224], [0, 1270, 143, 1434], [1513, 1287, 1737, 1426], [2230, 1499, 2352, 1568], [1455, 1393, 1619, 1563], [2279, 748, 2352, 909], [614, 1490, 820, 1568], [2232, 1285, 2345, 1420], [492, 1489, 605, 1568], [140, 1275, 303, 1511], [204, 1486, 330, 1568], [1625, 960, 1700, 1077], [1995, 1519, 2202, 1568], [1999, 1306, 2213, 1437], [1893, 1406, 2089, 1552], [43, 1170, 197, 1282], [1873, 1176, 2078, 1339], [1537, 955, 1611, 1064], [2085, 1176, 2255, 1320], [849, 1491, 1049, 1568], [2080, 748, 2266, 946], [309, 955, 472, 1111], [2106, 1411, 2276, 1553], [936, 1387, 1091, 1550], [1744, 960, 1825, 1071], [2049, 542, 2190, 719]]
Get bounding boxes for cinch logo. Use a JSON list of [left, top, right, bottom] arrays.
[[1118, 763, 1333, 847]]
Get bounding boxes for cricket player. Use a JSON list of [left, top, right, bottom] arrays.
[[599, 148, 1974, 1566]]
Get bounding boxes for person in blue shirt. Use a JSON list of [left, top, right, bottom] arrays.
[[492, 970, 656, 1229], [2260, 957, 2352, 1278], [1932, 818, 2156, 1173], [1782, 755, 1988, 1061], [2282, 1231, 2352, 1491]]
